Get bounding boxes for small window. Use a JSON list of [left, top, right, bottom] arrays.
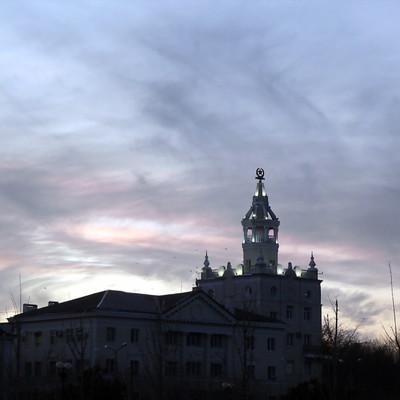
[[66, 329, 73, 343], [34, 361, 42, 377], [186, 361, 201, 377], [304, 307, 311, 321], [131, 328, 139, 343], [76, 327, 86, 342], [245, 336, 255, 350], [268, 366, 276, 381], [186, 332, 202, 346], [210, 334, 224, 348], [270, 311, 278, 320], [210, 362, 223, 377], [304, 334, 312, 347], [165, 361, 177, 377], [50, 330, 57, 345], [208, 289, 215, 298], [49, 361, 57, 377], [286, 306, 294, 319], [34, 331, 42, 346], [25, 362, 32, 378], [267, 337, 275, 351], [166, 331, 180, 346], [286, 360, 294, 375], [130, 360, 140, 376], [106, 327, 116, 342], [270, 286, 277, 297], [305, 289, 312, 299]]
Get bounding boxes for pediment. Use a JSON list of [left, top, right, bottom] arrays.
[[163, 292, 235, 324]]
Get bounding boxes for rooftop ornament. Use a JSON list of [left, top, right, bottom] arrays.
[[255, 168, 265, 182]]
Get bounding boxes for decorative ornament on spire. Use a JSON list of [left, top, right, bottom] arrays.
[[309, 252, 316, 268], [203, 251, 210, 269], [255, 168, 265, 182]]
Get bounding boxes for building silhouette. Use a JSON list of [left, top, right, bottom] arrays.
[[5, 169, 322, 399]]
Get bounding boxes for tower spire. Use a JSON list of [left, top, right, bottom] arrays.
[[242, 168, 280, 273]]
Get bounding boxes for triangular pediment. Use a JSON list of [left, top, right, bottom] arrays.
[[163, 291, 235, 324]]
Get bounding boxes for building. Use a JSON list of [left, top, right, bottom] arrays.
[[6, 169, 322, 399]]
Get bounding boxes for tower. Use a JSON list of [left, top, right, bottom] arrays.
[[242, 168, 280, 272], [196, 168, 322, 388]]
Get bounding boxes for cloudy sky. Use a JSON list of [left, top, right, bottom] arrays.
[[1, 1, 399, 338]]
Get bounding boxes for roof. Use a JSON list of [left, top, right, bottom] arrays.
[[11, 290, 194, 319]]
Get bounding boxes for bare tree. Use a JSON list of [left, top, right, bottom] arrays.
[[382, 262, 400, 360]]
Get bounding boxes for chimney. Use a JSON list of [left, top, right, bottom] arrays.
[[23, 304, 38, 313]]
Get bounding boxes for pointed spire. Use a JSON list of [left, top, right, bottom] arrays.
[[309, 252, 316, 268], [203, 251, 210, 269]]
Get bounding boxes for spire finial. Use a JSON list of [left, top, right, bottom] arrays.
[[255, 168, 265, 182], [309, 252, 316, 268], [203, 251, 210, 268]]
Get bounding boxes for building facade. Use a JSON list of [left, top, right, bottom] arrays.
[[5, 169, 322, 399]]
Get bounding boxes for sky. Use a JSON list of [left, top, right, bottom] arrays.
[[1, 1, 400, 339]]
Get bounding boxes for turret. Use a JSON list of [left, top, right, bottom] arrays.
[[242, 168, 280, 273]]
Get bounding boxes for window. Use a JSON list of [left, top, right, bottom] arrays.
[[34, 361, 42, 377], [210, 334, 224, 348], [245, 336, 255, 350], [130, 360, 140, 376], [25, 332, 33, 345], [305, 289, 312, 299], [304, 307, 311, 321], [106, 327, 116, 342], [286, 360, 294, 375], [186, 332, 202, 347], [186, 362, 201, 377], [131, 328, 139, 343], [165, 361, 177, 377], [66, 329, 73, 343], [165, 331, 180, 346], [270, 311, 278, 320], [105, 359, 115, 374], [304, 334, 312, 347], [34, 331, 42, 346], [50, 330, 57, 345], [270, 286, 277, 297], [25, 362, 32, 378], [268, 366, 276, 381], [286, 333, 294, 346], [246, 365, 255, 379], [267, 337, 275, 351], [286, 306, 294, 319], [76, 327, 86, 342], [210, 362, 223, 377], [49, 361, 57, 377]]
